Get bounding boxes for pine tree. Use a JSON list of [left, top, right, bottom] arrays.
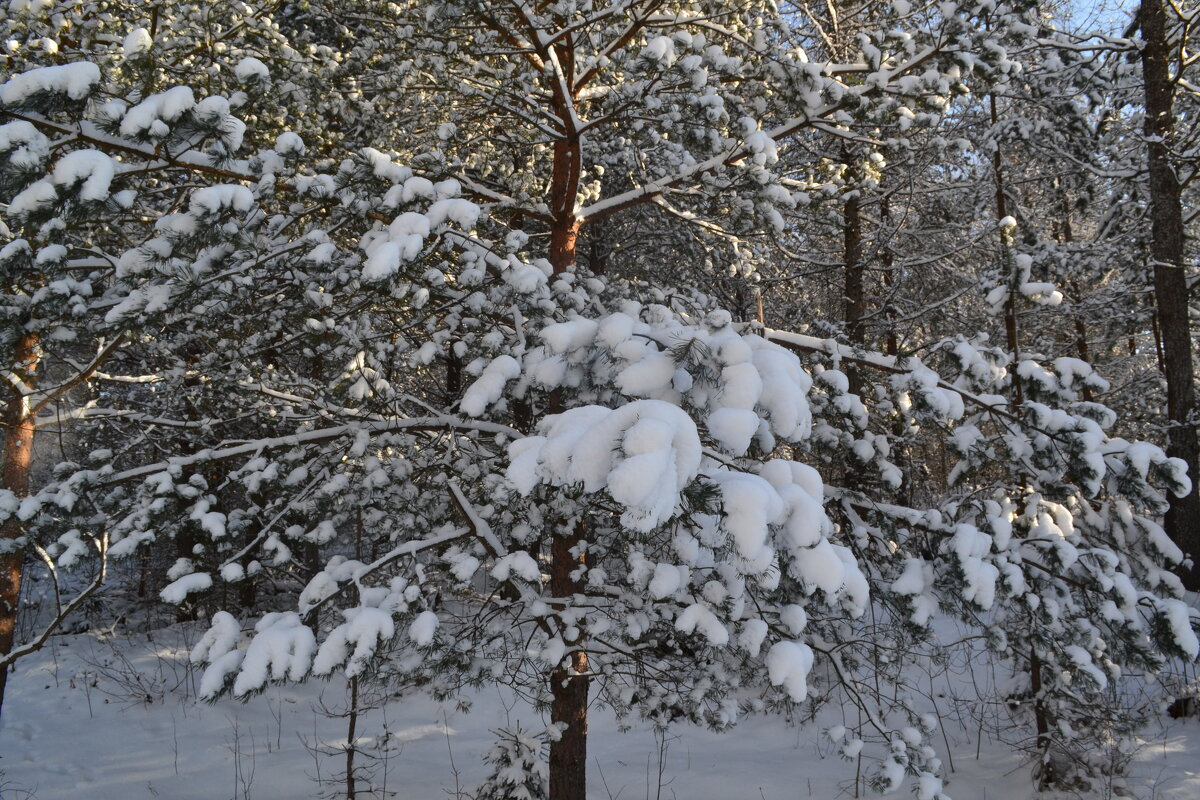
[[474, 727, 550, 800], [0, 4, 1196, 799]]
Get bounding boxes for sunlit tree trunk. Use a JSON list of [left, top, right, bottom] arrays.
[[0, 332, 38, 716], [546, 38, 589, 800]]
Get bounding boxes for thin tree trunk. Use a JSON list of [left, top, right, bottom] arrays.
[[991, 95, 1023, 405], [1151, 312, 1166, 374], [842, 156, 866, 396], [1142, 0, 1200, 588], [587, 220, 610, 276], [1058, 188, 1094, 403], [1030, 648, 1052, 787], [549, 527, 588, 800], [879, 189, 897, 357], [346, 675, 359, 800], [843, 188, 865, 349], [0, 332, 38, 715], [1072, 316, 1094, 404], [446, 340, 462, 404], [880, 193, 910, 503], [991, 92, 1050, 763]]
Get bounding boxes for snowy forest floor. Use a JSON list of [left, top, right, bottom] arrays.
[[0, 624, 1197, 800]]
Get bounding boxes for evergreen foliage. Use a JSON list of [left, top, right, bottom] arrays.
[[0, 2, 1197, 797]]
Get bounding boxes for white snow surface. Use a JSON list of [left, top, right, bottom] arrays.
[[235, 56, 270, 82], [467, 309, 814, 455], [122, 28, 153, 58], [159, 572, 212, 604], [311, 606, 397, 678], [507, 400, 701, 533], [119, 86, 196, 138], [765, 639, 814, 701], [0, 62, 100, 105], [408, 610, 440, 646], [0, 120, 50, 170], [1, 624, 1198, 800], [8, 149, 116, 216]]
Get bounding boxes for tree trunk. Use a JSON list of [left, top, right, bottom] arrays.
[[1142, 0, 1200, 588], [0, 332, 38, 716], [445, 339, 463, 404], [990, 94, 1024, 406], [880, 193, 911, 503], [1058, 188, 1094, 403], [843, 188, 865, 349], [991, 93, 1052, 769], [1151, 312, 1166, 374], [842, 155, 866, 396], [546, 43, 590, 797], [550, 136, 581, 273], [1030, 647, 1052, 787], [881, 193, 898, 360], [345, 675, 359, 800], [549, 527, 588, 800]]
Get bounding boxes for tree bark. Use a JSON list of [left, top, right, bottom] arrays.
[[842, 156, 866, 396], [548, 36, 582, 279], [546, 42, 590, 797], [345, 675, 359, 800], [0, 332, 38, 715], [1152, 312, 1166, 374], [1142, 0, 1200, 588], [549, 527, 588, 800], [881, 194, 898, 360], [1030, 647, 1052, 787], [990, 95, 1023, 406]]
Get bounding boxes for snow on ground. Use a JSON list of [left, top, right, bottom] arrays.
[[0, 627, 1196, 800]]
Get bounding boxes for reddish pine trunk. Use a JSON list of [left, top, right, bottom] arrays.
[[546, 42, 589, 797], [0, 332, 38, 716], [549, 134, 581, 275], [1142, 0, 1200, 588]]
